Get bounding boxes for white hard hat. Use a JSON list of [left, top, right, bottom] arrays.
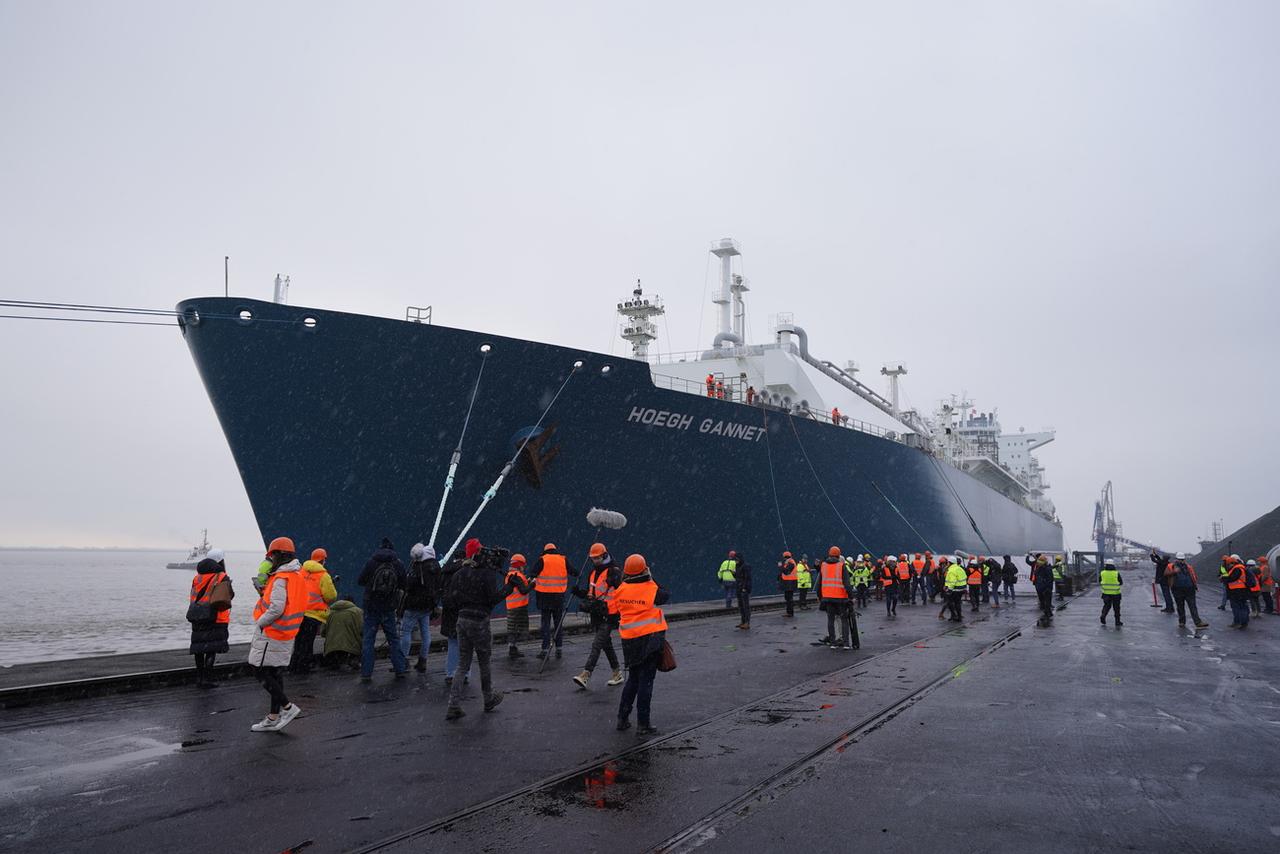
[[207, 548, 225, 563], [1246, 559, 1257, 566], [1174, 552, 1186, 560], [1104, 560, 1116, 568], [1231, 553, 1241, 561]]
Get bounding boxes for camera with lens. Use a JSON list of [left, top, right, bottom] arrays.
[[473, 545, 511, 572]]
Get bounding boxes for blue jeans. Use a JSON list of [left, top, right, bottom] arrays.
[[540, 606, 565, 650], [619, 654, 659, 726], [445, 635, 475, 680], [400, 609, 431, 663], [722, 581, 737, 607], [1004, 581, 1016, 599], [1229, 595, 1250, 627], [361, 607, 406, 677]]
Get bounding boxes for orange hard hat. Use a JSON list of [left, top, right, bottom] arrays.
[[267, 536, 295, 554], [828, 546, 841, 557], [544, 543, 557, 552], [624, 554, 648, 575], [311, 548, 327, 562], [510, 553, 526, 568], [589, 542, 607, 558], [782, 551, 792, 558]]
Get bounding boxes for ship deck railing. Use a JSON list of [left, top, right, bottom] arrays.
[[650, 371, 900, 442]]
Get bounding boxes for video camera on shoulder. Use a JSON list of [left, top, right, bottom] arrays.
[[474, 545, 511, 572]]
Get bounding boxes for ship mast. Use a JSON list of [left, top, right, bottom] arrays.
[[617, 280, 665, 360]]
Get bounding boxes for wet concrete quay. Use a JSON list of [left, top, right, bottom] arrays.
[[2, 591, 1276, 853]]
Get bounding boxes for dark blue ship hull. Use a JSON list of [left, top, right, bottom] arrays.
[[177, 297, 1062, 603]]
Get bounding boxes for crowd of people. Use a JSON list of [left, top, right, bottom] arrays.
[[1149, 550, 1273, 629], [183, 534, 1273, 736], [184, 535, 669, 735]]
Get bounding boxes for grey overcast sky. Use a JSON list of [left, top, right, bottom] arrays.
[[1, 1, 1276, 553]]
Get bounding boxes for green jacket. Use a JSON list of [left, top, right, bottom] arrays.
[[322, 600, 364, 656]]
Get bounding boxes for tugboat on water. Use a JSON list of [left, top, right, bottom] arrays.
[[166, 529, 211, 570]]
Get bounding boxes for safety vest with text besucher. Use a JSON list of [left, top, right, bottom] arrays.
[[617, 580, 668, 639]]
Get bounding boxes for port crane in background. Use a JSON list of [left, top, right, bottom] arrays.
[[1092, 481, 1159, 568]]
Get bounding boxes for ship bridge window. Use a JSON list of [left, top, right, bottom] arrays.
[[238, 309, 253, 323], [302, 316, 317, 329]]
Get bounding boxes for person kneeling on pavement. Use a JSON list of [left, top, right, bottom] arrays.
[[444, 538, 510, 720], [615, 554, 669, 736]]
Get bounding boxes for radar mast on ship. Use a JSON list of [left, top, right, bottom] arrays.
[[617, 279, 665, 359]]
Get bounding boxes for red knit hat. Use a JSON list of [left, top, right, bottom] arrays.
[[465, 538, 482, 559]]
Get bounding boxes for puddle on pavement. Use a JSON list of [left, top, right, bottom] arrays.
[[524, 758, 653, 813]]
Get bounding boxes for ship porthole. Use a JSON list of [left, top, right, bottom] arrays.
[[238, 309, 253, 323], [303, 316, 317, 329], [600, 364, 612, 376], [479, 343, 492, 354]]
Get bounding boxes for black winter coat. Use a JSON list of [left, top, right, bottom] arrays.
[[445, 559, 506, 620], [402, 558, 440, 612], [358, 539, 406, 611], [733, 558, 752, 594], [439, 559, 464, 638]]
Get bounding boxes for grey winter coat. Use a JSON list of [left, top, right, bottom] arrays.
[[247, 560, 302, 668]]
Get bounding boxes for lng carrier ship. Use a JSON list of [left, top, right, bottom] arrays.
[[177, 239, 1062, 601]]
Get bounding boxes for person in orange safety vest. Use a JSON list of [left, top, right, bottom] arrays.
[[247, 536, 307, 733], [530, 543, 577, 659], [615, 554, 669, 736], [572, 543, 624, 690]]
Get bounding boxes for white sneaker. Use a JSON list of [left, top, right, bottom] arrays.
[[251, 716, 278, 732], [606, 669, 625, 687], [274, 703, 302, 730]]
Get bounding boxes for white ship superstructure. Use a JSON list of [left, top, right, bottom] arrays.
[[615, 237, 1059, 523]]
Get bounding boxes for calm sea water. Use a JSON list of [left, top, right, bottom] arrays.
[[0, 549, 269, 667]]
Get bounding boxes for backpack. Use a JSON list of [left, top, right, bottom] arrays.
[[369, 561, 399, 596], [1170, 563, 1194, 589]]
